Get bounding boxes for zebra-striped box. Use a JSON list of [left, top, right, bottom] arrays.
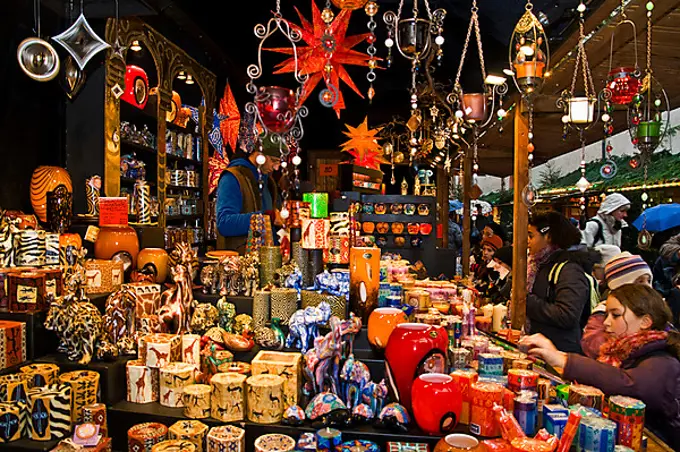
[[8, 272, 47, 313], [0, 321, 26, 370]]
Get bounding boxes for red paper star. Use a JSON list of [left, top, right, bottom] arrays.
[[341, 116, 388, 170], [219, 82, 240, 152], [265, 1, 373, 118]]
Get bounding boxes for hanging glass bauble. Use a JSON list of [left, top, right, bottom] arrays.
[[52, 13, 110, 70], [255, 86, 298, 134], [521, 183, 538, 207], [607, 67, 641, 105], [575, 176, 591, 193], [599, 160, 617, 179]]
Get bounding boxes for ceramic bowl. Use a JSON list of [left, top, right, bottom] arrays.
[[254, 434, 296, 452]]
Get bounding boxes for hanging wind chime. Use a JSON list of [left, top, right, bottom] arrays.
[[245, 0, 309, 219], [508, 0, 550, 209], [449, 0, 508, 187], [633, 0, 670, 250], [556, 2, 598, 218], [598, 0, 641, 180], [383, 0, 446, 113]]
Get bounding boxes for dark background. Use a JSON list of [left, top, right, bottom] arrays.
[[1, 0, 593, 213]]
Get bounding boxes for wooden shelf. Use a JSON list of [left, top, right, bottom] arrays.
[[166, 153, 202, 167], [120, 177, 156, 186], [166, 120, 196, 133], [167, 184, 202, 191], [120, 139, 157, 156], [166, 214, 202, 221]]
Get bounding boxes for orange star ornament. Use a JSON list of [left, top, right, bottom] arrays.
[[265, 1, 373, 118], [341, 117, 388, 170]]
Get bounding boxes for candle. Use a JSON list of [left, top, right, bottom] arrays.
[[302, 193, 329, 219], [315, 428, 342, 450], [493, 304, 508, 332]]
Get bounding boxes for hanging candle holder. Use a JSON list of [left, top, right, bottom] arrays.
[[245, 0, 309, 202], [17, 0, 60, 82], [383, 0, 446, 110], [508, 0, 550, 96], [508, 0, 550, 208], [627, 1, 670, 156], [556, 3, 598, 135]]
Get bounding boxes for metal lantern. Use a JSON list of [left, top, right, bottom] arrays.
[[556, 3, 598, 133], [508, 1, 550, 95], [627, 1, 669, 155], [383, 1, 446, 62]]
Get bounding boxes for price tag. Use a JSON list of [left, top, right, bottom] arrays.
[[99, 197, 128, 226], [319, 163, 338, 177]]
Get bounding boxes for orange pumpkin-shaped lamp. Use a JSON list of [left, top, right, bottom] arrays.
[[30, 166, 72, 222]]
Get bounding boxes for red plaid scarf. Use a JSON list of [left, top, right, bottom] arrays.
[[598, 330, 668, 368]]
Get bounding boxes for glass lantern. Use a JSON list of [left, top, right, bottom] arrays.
[[567, 97, 596, 124], [397, 18, 432, 59], [509, 7, 550, 95], [607, 67, 641, 105]]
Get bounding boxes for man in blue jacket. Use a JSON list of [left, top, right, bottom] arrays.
[[216, 115, 282, 253]]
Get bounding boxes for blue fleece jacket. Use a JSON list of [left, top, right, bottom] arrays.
[[216, 158, 273, 238]]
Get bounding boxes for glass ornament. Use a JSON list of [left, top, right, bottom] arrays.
[[52, 13, 110, 70]]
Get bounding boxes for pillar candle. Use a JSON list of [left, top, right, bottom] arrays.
[[302, 193, 329, 219]]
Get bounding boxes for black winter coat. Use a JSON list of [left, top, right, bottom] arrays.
[[526, 248, 600, 354]]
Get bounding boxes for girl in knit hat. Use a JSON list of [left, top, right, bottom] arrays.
[[581, 252, 652, 358]]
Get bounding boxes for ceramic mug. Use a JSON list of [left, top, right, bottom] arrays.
[[367, 307, 408, 350], [433, 434, 480, 452]]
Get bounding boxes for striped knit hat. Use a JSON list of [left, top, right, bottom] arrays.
[[604, 252, 652, 290]]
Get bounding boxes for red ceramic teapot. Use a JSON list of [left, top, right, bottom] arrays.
[[384, 323, 448, 412], [411, 373, 463, 435]]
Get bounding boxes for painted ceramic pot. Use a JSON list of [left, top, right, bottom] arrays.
[[59, 233, 82, 267], [433, 434, 481, 452], [46, 185, 72, 233], [367, 307, 408, 350], [94, 225, 140, 271], [254, 434, 296, 452], [30, 166, 72, 222], [384, 323, 448, 412], [411, 373, 463, 435], [137, 248, 169, 283]]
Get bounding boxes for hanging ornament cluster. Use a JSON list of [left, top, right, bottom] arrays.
[[508, 0, 550, 208], [448, 0, 508, 182], [246, 0, 310, 217], [365, 1, 379, 102], [628, 1, 670, 157], [265, 0, 373, 118], [383, 0, 446, 110]]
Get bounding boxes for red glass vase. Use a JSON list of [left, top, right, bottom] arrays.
[[384, 323, 448, 412], [411, 373, 463, 435]]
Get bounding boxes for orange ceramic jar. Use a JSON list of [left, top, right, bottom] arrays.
[[94, 225, 140, 271], [433, 434, 481, 452], [137, 248, 169, 283], [367, 307, 408, 350]]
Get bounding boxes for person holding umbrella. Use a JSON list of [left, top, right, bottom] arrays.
[[582, 193, 631, 248]]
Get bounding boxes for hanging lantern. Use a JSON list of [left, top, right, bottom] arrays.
[[627, 1, 670, 155], [255, 86, 298, 134], [557, 3, 598, 133], [508, 1, 550, 95]]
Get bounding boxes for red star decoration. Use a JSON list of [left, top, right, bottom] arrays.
[[265, 1, 373, 118], [219, 82, 240, 152]]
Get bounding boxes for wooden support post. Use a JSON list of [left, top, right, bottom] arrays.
[[462, 150, 472, 277], [511, 106, 529, 329], [437, 167, 449, 249]]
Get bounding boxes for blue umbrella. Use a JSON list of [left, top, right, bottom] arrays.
[[449, 200, 463, 212], [632, 203, 680, 232]]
